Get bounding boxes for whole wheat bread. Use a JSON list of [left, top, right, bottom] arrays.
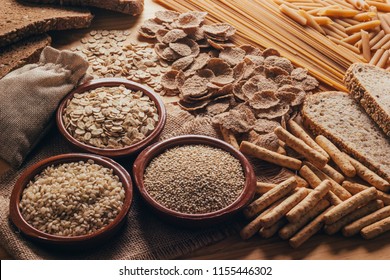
[[301, 91, 390, 182], [24, 0, 144, 15], [0, 0, 92, 47], [0, 34, 51, 79], [344, 63, 390, 137]]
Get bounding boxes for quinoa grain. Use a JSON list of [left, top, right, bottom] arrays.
[[144, 145, 245, 214]]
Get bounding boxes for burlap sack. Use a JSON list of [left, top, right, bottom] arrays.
[[0, 47, 89, 168]]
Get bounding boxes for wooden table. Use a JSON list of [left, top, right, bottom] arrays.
[[1, 0, 390, 260]]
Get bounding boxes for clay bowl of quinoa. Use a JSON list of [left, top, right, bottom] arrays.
[[56, 78, 166, 158], [133, 135, 256, 227], [9, 153, 133, 247]]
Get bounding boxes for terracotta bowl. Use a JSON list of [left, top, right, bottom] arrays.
[[9, 153, 133, 247], [133, 135, 256, 227], [56, 78, 166, 158]]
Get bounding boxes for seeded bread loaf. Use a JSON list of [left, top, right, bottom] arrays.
[[301, 91, 390, 182], [0, 34, 51, 79], [24, 0, 144, 15], [0, 0, 92, 47], [344, 63, 390, 137]]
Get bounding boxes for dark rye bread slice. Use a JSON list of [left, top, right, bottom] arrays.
[[344, 63, 390, 137], [24, 0, 144, 15], [0, 34, 51, 78], [0, 0, 92, 47], [302, 91, 390, 182]]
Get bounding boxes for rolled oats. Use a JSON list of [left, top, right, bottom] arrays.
[[63, 85, 159, 149]]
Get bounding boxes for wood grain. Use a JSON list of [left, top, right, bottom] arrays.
[[1, 0, 390, 260]]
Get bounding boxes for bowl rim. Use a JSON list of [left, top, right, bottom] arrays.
[[56, 78, 167, 157], [9, 153, 133, 244], [133, 135, 256, 222]]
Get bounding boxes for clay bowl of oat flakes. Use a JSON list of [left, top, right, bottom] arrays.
[[133, 135, 256, 227], [56, 78, 166, 158], [9, 153, 133, 247]]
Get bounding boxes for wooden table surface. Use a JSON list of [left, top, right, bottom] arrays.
[[1, 0, 390, 260]]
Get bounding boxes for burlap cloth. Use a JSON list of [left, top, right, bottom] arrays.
[[0, 104, 292, 259]]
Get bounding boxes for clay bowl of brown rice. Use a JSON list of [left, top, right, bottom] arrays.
[[56, 78, 166, 158], [9, 153, 133, 247], [133, 135, 256, 227]]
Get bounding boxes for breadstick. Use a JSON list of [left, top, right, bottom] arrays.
[[342, 181, 390, 205], [240, 197, 285, 240], [346, 155, 390, 192], [321, 164, 345, 184], [299, 165, 341, 205], [315, 135, 356, 177], [287, 119, 329, 160], [294, 175, 309, 188], [286, 180, 331, 223], [304, 161, 352, 200], [361, 216, 390, 239], [243, 177, 297, 218], [277, 146, 287, 155], [289, 206, 334, 248], [280, 4, 307, 25], [326, 191, 343, 205], [260, 188, 309, 228], [240, 141, 302, 170], [256, 176, 308, 195], [324, 199, 383, 235], [274, 127, 328, 169], [361, 30, 371, 61], [220, 125, 239, 149], [345, 20, 381, 34], [255, 182, 277, 195], [279, 199, 330, 240], [324, 187, 378, 224], [299, 165, 322, 188], [259, 219, 287, 238], [343, 204, 390, 237]]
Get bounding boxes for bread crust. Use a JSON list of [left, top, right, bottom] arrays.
[[0, 34, 51, 78], [301, 91, 390, 182], [0, 0, 93, 47], [24, 0, 144, 15], [344, 63, 390, 137]]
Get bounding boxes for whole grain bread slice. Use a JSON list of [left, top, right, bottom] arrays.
[[301, 91, 390, 182], [0, 34, 51, 79], [24, 0, 144, 15], [0, 0, 92, 47], [344, 63, 390, 137]]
